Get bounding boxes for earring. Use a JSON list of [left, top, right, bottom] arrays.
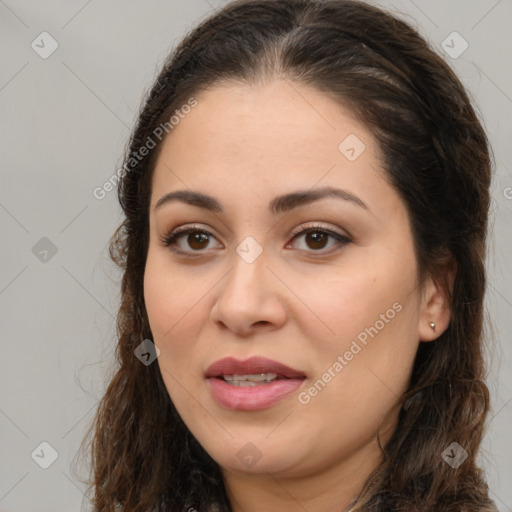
[[429, 321, 436, 331]]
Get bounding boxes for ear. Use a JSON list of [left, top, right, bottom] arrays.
[[417, 261, 456, 342]]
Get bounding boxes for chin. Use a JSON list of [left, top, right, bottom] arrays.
[[210, 446, 305, 477]]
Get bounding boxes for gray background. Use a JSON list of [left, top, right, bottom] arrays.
[[0, 0, 510, 510]]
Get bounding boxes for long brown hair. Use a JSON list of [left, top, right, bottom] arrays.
[[80, 1, 496, 510]]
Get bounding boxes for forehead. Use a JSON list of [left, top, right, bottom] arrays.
[[150, 79, 391, 210]]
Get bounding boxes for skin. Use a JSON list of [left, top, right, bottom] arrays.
[[143, 79, 451, 511]]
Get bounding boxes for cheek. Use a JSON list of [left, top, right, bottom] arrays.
[[143, 256, 208, 407], [143, 254, 213, 389], [294, 248, 419, 409], [295, 306, 418, 457], [144, 250, 201, 338], [292, 262, 410, 359]]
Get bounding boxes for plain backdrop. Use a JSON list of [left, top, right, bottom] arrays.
[[1, 1, 511, 511]]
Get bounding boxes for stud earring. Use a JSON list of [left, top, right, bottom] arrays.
[[429, 321, 436, 331]]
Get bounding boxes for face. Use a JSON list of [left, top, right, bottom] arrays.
[[144, 79, 428, 481]]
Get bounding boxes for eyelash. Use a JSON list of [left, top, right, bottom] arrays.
[[160, 223, 351, 256]]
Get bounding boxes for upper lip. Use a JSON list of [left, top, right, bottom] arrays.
[[205, 356, 306, 379]]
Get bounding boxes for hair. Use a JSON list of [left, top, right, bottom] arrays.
[[80, 0, 497, 510]]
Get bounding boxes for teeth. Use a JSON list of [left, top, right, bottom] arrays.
[[223, 373, 278, 384], [226, 380, 262, 387]]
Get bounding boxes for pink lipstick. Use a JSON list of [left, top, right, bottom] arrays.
[[205, 356, 306, 411]]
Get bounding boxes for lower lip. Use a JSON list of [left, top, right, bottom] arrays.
[[207, 377, 305, 411]]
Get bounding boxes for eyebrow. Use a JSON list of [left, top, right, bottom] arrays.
[[154, 186, 369, 214]]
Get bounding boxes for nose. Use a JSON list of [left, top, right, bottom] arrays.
[[210, 247, 287, 337]]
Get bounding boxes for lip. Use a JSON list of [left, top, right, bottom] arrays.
[[205, 356, 306, 411], [205, 356, 306, 379]]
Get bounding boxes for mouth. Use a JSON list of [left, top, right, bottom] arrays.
[[205, 355, 306, 382], [205, 356, 307, 410], [221, 373, 288, 386]]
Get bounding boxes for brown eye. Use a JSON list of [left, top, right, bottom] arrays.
[[186, 232, 210, 250], [304, 231, 329, 250], [161, 224, 350, 256], [289, 226, 351, 254], [162, 228, 222, 253]]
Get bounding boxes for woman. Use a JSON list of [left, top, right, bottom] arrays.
[[82, 0, 497, 510]]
